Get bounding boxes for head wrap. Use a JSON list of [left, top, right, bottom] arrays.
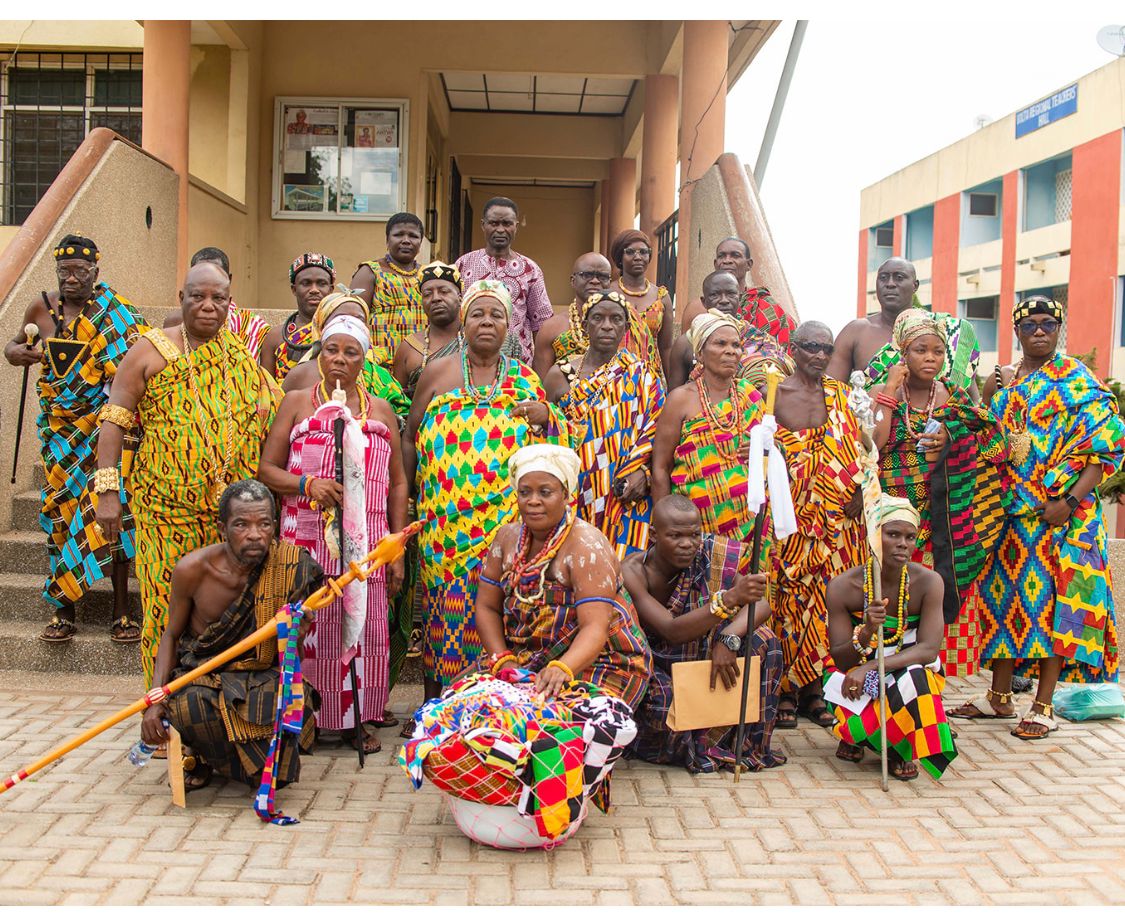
[[460, 279, 512, 323], [509, 444, 581, 495], [53, 234, 99, 263], [1013, 297, 1064, 325], [687, 309, 742, 356], [420, 260, 462, 293], [320, 314, 371, 354], [892, 308, 946, 352], [289, 252, 335, 285], [609, 228, 652, 270], [581, 290, 630, 322], [879, 493, 921, 530], [313, 289, 370, 332]]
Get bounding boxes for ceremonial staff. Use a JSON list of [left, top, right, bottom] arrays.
[[10, 322, 39, 484], [333, 414, 365, 769], [0, 521, 422, 796]]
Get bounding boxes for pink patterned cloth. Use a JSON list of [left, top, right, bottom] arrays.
[[280, 411, 392, 730], [454, 248, 553, 361]]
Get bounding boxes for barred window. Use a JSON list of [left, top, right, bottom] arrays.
[[1, 52, 143, 225]]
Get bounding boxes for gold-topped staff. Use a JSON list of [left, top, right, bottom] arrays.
[[10, 322, 40, 485]]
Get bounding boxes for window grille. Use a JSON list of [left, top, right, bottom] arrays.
[[655, 210, 678, 306], [1054, 168, 1072, 223]]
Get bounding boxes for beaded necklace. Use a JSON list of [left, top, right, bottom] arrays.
[[566, 299, 589, 350], [694, 374, 747, 453], [282, 311, 314, 350], [382, 256, 420, 278], [508, 510, 577, 605], [862, 557, 909, 649], [898, 379, 937, 440], [460, 346, 506, 401], [316, 376, 369, 420], [617, 276, 651, 297]]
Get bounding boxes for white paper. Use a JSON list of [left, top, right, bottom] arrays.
[[285, 106, 338, 150], [283, 149, 306, 173], [354, 110, 397, 148], [360, 172, 393, 196]]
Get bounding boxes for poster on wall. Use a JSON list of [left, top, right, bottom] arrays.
[[354, 110, 397, 148], [283, 184, 327, 212], [285, 107, 338, 150]]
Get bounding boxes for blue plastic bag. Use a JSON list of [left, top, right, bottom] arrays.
[[1052, 683, 1125, 722]]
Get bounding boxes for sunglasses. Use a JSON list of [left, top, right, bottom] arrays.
[[574, 271, 612, 283], [1016, 319, 1060, 335], [623, 247, 651, 258], [794, 341, 835, 356]]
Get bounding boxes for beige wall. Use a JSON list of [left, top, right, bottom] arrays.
[[188, 44, 234, 195], [467, 184, 595, 306], [0, 20, 142, 48]]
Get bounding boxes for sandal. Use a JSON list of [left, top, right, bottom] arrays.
[[777, 694, 798, 729], [948, 689, 1016, 719], [350, 724, 382, 754], [1011, 702, 1059, 741], [797, 694, 835, 728], [889, 754, 919, 781], [370, 711, 399, 728], [399, 718, 418, 740], [184, 761, 214, 793], [835, 741, 864, 764], [406, 627, 423, 659], [40, 615, 77, 643], [109, 616, 142, 644]]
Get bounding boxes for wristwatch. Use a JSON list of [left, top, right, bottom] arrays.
[[1063, 493, 1080, 512], [716, 632, 742, 654]]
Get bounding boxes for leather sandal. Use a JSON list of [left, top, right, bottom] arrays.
[[40, 616, 77, 643], [1011, 702, 1058, 740]]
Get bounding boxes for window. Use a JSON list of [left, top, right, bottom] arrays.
[[272, 96, 408, 221], [1022, 153, 1072, 231], [959, 296, 999, 351], [1, 52, 142, 225], [875, 226, 894, 248], [968, 192, 997, 217]]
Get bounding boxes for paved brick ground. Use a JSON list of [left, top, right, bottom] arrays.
[[0, 671, 1123, 906]]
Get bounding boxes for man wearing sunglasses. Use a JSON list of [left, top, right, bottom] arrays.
[[828, 257, 980, 398], [954, 295, 1125, 741], [768, 321, 868, 728]]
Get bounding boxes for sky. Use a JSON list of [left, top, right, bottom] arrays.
[[724, 17, 1121, 333]]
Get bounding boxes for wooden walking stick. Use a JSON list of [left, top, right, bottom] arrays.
[[10, 323, 39, 485], [872, 558, 889, 792], [333, 414, 365, 769], [0, 521, 421, 795]]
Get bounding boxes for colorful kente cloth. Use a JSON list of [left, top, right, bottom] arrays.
[[165, 541, 322, 787], [824, 612, 958, 780], [558, 351, 665, 557], [273, 315, 316, 382], [133, 328, 280, 687], [455, 249, 554, 361], [280, 405, 392, 730], [879, 393, 1009, 677], [553, 300, 663, 380], [864, 311, 980, 391], [631, 534, 785, 773], [37, 283, 147, 607], [773, 379, 868, 689], [670, 378, 764, 541], [363, 259, 425, 369], [739, 286, 796, 346], [227, 303, 271, 361], [402, 332, 461, 399], [980, 354, 1125, 682], [416, 359, 569, 685], [399, 669, 636, 842]]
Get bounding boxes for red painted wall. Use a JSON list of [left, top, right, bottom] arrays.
[[857, 228, 868, 318], [998, 170, 1019, 365], [1069, 130, 1122, 378], [892, 214, 905, 258], [931, 193, 960, 316]]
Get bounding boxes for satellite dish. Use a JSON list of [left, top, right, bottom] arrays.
[[1096, 24, 1125, 56]]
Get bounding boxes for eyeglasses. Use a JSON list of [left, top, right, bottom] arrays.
[[623, 247, 651, 258], [56, 265, 93, 280], [574, 271, 612, 283], [794, 341, 835, 356], [1016, 319, 1060, 335]]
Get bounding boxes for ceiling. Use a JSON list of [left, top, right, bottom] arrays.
[[440, 72, 636, 116]]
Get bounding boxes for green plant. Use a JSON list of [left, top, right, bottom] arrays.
[[1098, 377, 1125, 505]]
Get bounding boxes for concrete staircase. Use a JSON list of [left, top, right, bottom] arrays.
[[0, 464, 142, 678]]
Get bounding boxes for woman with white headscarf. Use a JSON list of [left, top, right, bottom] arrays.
[[259, 311, 409, 753]]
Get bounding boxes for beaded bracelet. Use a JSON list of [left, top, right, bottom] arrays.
[[710, 590, 737, 621], [490, 652, 516, 675], [546, 659, 574, 681], [874, 393, 899, 409], [298, 474, 309, 496], [851, 624, 874, 659]]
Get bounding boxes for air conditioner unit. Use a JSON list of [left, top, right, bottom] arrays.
[[1030, 259, 1047, 273], [964, 271, 982, 286]]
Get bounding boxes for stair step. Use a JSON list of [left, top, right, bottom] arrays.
[[0, 621, 141, 677], [33, 463, 45, 490], [0, 529, 137, 578], [11, 489, 43, 534], [0, 572, 141, 625]]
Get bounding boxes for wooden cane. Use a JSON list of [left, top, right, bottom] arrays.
[[0, 521, 422, 795], [872, 558, 889, 792], [10, 323, 39, 485]]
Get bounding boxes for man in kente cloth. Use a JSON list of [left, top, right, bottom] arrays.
[[260, 252, 335, 381], [4, 234, 148, 643], [770, 320, 868, 729], [393, 260, 464, 400], [95, 261, 280, 687], [667, 271, 794, 390], [625, 496, 786, 773], [140, 481, 323, 791], [828, 256, 980, 397], [679, 237, 797, 345]]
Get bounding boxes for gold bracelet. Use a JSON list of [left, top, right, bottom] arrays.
[[490, 652, 516, 675], [97, 403, 135, 430], [546, 659, 575, 681], [91, 466, 120, 495]]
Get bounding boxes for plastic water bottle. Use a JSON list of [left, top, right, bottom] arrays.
[[127, 720, 170, 767]]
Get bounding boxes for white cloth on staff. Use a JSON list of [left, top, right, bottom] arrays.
[[746, 414, 797, 539]]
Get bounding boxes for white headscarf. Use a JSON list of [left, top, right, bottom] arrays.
[[320, 314, 371, 354], [508, 444, 580, 495]]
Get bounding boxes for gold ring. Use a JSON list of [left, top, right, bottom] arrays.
[[93, 522, 104, 535]]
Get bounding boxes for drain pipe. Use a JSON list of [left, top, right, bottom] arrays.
[[753, 20, 808, 187]]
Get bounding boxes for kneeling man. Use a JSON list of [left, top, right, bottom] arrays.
[[624, 495, 786, 773], [139, 480, 323, 790]]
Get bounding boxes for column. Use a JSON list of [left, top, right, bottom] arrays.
[[998, 171, 1019, 365], [676, 20, 728, 308], [892, 214, 905, 258], [606, 157, 637, 251], [599, 180, 611, 256], [856, 228, 868, 318], [142, 20, 191, 276], [640, 73, 678, 273], [931, 192, 961, 316]]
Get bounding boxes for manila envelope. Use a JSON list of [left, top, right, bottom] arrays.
[[666, 657, 760, 732]]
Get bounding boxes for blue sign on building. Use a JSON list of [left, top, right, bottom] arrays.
[[1015, 84, 1078, 138]]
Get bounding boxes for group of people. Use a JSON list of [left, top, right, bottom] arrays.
[[7, 199, 1122, 820]]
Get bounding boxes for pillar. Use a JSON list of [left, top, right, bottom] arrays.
[[599, 181, 611, 257], [856, 228, 868, 318], [606, 157, 637, 254], [640, 73, 678, 275], [998, 171, 1019, 365], [892, 214, 905, 259], [676, 20, 728, 309], [142, 20, 191, 276], [931, 192, 961, 317]]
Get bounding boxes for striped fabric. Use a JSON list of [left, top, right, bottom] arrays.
[[226, 303, 271, 360], [364, 259, 425, 370]]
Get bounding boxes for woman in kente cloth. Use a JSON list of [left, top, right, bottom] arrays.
[[399, 445, 650, 846], [610, 229, 674, 371], [651, 309, 764, 542], [259, 312, 409, 753], [870, 308, 1008, 678], [952, 296, 1124, 739], [824, 494, 958, 781], [405, 280, 570, 703], [281, 290, 409, 419]]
